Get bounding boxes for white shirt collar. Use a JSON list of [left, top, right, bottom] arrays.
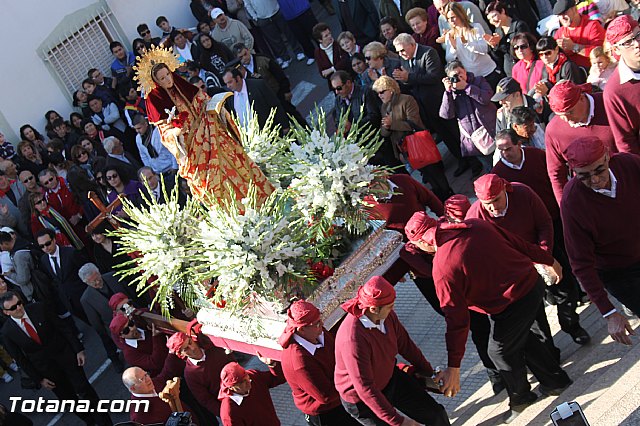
[[292, 332, 325, 355], [488, 192, 509, 217], [125, 329, 146, 348], [49, 245, 60, 259], [374, 179, 399, 202], [229, 392, 247, 406], [130, 390, 158, 398], [188, 351, 206, 365], [618, 57, 640, 84], [359, 315, 386, 334], [500, 147, 526, 170], [569, 94, 595, 128], [593, 169, 617, 198], [11, 312, 33, 331]]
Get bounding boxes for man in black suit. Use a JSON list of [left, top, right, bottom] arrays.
[[392, 33, 482, 177], [36, 229, 89, 324], [330, 70, 381, 131], [1, 291, 111, 425], [103, 136, 142, 183], [222, 68, 289, 131], [333, 0, 380, 45]]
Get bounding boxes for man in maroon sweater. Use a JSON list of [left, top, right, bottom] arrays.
[[167, 331, 234, 424], [279, 300, 359, 425], [334, 276, 449, 426], [405, 214, 571, 422], [604, 16, 640, 154], [218, 360, 286, 425], [491, 131, 588, 344], [545, 80, 617, 203], [468, 174, 589, 344], [561, 136, 640, 345]]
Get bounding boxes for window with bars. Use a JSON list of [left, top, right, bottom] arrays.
[[41, 6, 126, 100]]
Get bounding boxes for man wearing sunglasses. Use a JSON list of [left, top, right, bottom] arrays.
[[604, 15, 640, 154], [0, 291, 111, 425]]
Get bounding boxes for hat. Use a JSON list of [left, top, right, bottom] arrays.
[[553, 0, 576, 15], [606, 15, 639, 45], [108, 292, 129, 312], [278, 300, 321, 349], [405, 211, 438, 243], [341, 276, 396, 317], [166, 332, 189, 358], [491, 77, 521, 102], [565, 137, 606, 169], [109, 313, 130, 337], [0, 227, 15, 234], [218, 362, 248, 399], [444, 195, 471, 222], [474, 174, 513, 202], [210, 8, 225, 19], [548, 80, 591, 114]]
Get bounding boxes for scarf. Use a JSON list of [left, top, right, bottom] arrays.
[[141, 125, 159, 158], [38, 207, 84, 250], [546, 52, 569, 85]]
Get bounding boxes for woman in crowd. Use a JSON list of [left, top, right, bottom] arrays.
[[29, 192, 84, 250], [380, 17, 400, 53], [66, 166, 105, 223], [16, 140, 48, 176], [363, 42, 401, 85], [587, 46, 617, 91], [44, 110, 64, 140], [78, 134, 108, 159], [69, 112, 86, 135], [373, 75, 453, 202], [484, 1, 530, 77], [313, 22, 350, 87], [104, 165, 144, 215], [90, 223, 131, 274], [82, 120, 118, 148], [351, 53, 370, 87], [19, 124, 47, 152], [439, 2, 502, 90], [47, 153, 74, 181], [510, 32, 544, 94], [406, 7, 444, 61], [534, 36, 584, 97], [70, 145, 97, 178], [198, 33, 233, 79], [132, 38, 147, 59], [72, 90, 92, 118], [337, 31, 361, 58]]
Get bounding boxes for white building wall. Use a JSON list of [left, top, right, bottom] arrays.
[[0, 0, 196, 142]]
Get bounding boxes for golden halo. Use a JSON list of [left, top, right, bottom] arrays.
[[133, 45, 182, 97]]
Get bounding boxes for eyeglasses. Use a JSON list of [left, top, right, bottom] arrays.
[[513, 44, 529, 51], [333, 85, 344, 92], [135, 372, 150, 383], [38, 239, 53, 248], [140, 30, 150, 36], [617, 32, 640, 48], [575, 162, 609, 182], [121, 320, 136, 335], [42, 177, 55, 185], [106, 174, 119, 181], [539, 50, 554, 57], [22, 176, 34, 184], [4, 300, 22, 311]]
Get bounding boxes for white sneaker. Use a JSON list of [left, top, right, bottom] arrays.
[[281, 59, 291, 69], [296, 53, 306, 61], [276, 57, 285, 66], [8, 362, 18, 372], [2, 373, 13, 383], [306, 58, 316, 65]]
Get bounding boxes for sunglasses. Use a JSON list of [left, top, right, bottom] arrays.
[[38, 239, 53, 248], [365, 56, 373, 61], [42, 177, 55, 185], [333, 85, 344, 92], [539, 50, 554, 57], [121, 320, 136, 335], [22, 175, 34, 184], [376, 89, 389, 96], [513, 44, 529, 51], [4, 300, 22, 311], [96, 175, 104, 181], [76, 152, 87, 159], [140, 30, 150, 36], [106, 174, 119, 180], [35, 198, 46, 205]]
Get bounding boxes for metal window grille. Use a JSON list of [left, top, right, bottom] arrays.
[[41, 6, 125, 99]]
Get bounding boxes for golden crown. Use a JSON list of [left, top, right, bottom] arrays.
[[133, 45, 182, 96]]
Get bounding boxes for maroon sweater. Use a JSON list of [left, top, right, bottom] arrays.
[[281, 331, 341, 416], [184, 345, 235, 416], [545, 92, 617, 203], [491, 147, 560, 220], [334, 310, 433, 426], [432, 219, 554, 367], [119, 333, 169, 377], [219, 367, 286, 426], [561, 153, 640, 314], [603, 65, 640, 154], [466, 183, 554, 252], [365, 174, 444, 233]]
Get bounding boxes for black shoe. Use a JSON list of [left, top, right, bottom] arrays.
[[568, 327, 591, 345], [453, 161, 469, 177], [503, 393, 538, 424], [488, 370, 505, 395], [539, 380, 573, 397]]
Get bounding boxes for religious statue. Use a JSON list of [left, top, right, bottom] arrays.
[[134, 46, 274, 205]]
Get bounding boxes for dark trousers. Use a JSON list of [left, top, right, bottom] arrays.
[[255, 10, 303, 60], [488, 278, 571, 407], [285, 9, 318, 58], [548, 219, 581, 331], [419, 161, 453, 202], [599, 262, 640, 316], [306, 404, 361, 426], [97, 330, 119, 361], [341, 367, 450, 426]]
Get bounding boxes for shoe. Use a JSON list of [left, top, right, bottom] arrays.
[[8, 362, 18, 372], [503, 393, 538, 424], [281, 59, 291, 69], [568, 327, 590, 345], [487, 369, 505, 395], [539, 380, 573, 397], [2, 373, 13, 383], [622, 304, 636, 317], [296, 52, 306, 61], [276, 57, 284, 66], [453, 161, 469, 177], [306, 58, 316, 65]]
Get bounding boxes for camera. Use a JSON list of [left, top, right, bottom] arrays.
[[448, 75, 460, 84], [165, 411, 193, 426]]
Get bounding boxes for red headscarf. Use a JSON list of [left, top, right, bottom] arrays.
[[565, 137, 606, 169], [606, 15, 638, 45], [145, 71, 200, 123], [108, 292, 129, 312], [341, 276, 396, 317], [474, 174, 513, 202], [548, 80, 592, 114], [444, 194, 471, 222], [278, 300, 321, 349], [166, 332, 189, 359], [404, 211, 438, 243], [109, 313, 129, 337], [218, 362, 248, 399]]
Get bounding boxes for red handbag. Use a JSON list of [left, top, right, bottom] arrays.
[[401, 124, 442, 169]]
